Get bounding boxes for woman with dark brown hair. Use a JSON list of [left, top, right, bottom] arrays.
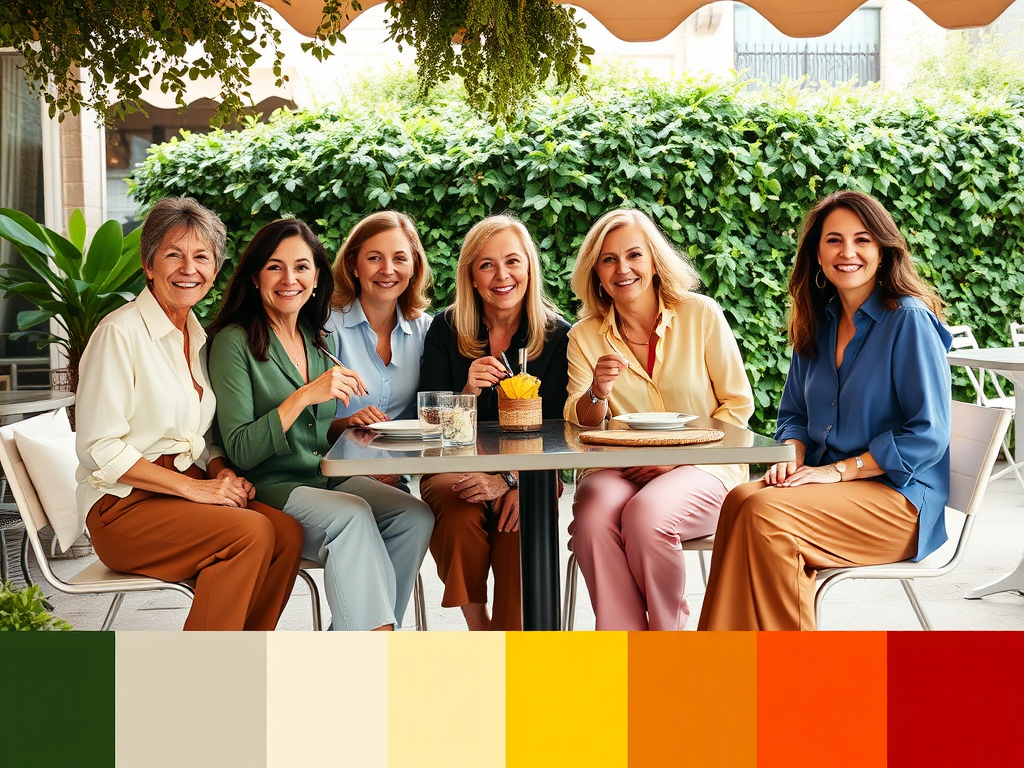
[[698, 190, 953, 631]]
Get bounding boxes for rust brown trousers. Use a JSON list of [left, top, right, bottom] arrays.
[[86, 455, 304, 631]]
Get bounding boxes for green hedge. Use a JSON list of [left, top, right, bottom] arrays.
[[132, 73, 1024, 433]]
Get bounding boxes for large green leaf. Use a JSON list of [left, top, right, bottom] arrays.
[[95, 237, 144, 293], [16, 308, 55, 329], [68, 209, 87, 252], [0, 213, 52, 257], [83, 219, 124, 284], [40, 228, 84, 281]]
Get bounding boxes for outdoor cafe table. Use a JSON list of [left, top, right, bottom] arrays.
[[322, 417, 794, 630], [0, 390, 75, 422], [946, 346, 1024, 599]]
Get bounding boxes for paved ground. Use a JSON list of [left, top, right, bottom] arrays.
[[24, 466, 1024, 632]]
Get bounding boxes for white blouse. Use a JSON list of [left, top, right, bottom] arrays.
[[75, 287, 221, 516]]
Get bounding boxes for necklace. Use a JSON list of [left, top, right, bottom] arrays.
[[618, 320, 653, 347], [276, 328, 306, 374]]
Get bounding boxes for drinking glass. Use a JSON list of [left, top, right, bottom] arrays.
[[439, 394, 477, 447], [417, 391, 450, 440]]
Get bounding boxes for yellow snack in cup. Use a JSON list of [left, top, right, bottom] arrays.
[[499, 372, 541, 399]]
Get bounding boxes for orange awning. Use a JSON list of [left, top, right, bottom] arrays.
[[261, 0, 1014, 41]]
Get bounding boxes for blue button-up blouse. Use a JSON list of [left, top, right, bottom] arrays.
[[775, 291, 953, 561], [325, 301, 431, 421]]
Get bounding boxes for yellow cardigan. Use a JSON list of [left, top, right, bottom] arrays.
[[564, 293, 755, 491]]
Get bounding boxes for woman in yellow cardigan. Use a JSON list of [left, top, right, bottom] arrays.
[[565, 209, 754, 631]]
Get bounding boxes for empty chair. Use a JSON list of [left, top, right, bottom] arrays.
[[814, 401, 1010, 630], [946, 324, 1024, 489]]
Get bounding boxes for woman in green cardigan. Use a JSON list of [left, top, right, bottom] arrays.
[[207, 219, 433, 631]]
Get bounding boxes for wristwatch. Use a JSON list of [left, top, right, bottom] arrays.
[[833, 455, 864, 481], [587, 386, 606, 405], [499, 472, 518, 491]]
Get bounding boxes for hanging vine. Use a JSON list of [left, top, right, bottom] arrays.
[[384, 0, 594, 123]]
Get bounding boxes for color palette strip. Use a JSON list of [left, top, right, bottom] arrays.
[[2, 632, 1021, 768]]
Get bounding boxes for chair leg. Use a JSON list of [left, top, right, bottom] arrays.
[[100, 593, 125, 631], [0, 530, 8, 583], [413, 572, 428, 631], [900, 580, 934, 631], [562, 553, 579, 631], [296, 569, 323, 631], [19, 533, 31, 587], [698, 550, 709, 588]]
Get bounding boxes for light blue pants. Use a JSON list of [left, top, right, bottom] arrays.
[[283, 477, 433, 630]]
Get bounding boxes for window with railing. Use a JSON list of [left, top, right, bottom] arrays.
[[734, 4, 881, 85]]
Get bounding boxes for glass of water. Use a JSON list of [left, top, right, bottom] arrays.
[[417, 391, 450, 440], [439, 394, 477, 447]]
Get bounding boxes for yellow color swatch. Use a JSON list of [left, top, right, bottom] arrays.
[[267, 633, 388, 768], [506, 632, 628, 768], [116, 632, 267, 768], [389, 632, 506, 768]]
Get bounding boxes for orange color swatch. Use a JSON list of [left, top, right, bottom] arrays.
[[757, 632, 887, 768]]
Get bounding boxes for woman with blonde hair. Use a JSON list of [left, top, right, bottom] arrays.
[[326, 211, 432, 432], [418, 214, 570, 630], [699, 191, 951, 631], [565, 208, 754, 631]]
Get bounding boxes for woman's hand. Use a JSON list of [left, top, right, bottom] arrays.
[[451, 472, 509, 503], [463, 356, 509, 396], [764, 460, 801, 486], [496, 489, 520, 533], [621, 465, 676, 484], [184, 474, 252, 508], [213, 467, 256, 500], [347, 406, 389, 427], [302, 365, 368, 408], [776, 464, 842, 487], [591, 353, 629, 400]]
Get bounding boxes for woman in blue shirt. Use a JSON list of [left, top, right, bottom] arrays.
[[326, 212, 432, 432], [698, 190, 952, 631]]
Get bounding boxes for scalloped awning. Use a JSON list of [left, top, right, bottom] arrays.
[[261, 0, 1015, 42]]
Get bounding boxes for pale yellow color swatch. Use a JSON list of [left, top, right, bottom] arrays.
[[266, 633, 388, 768], [506, 632, 628, 768], [116, 632, 267, 768], [388, 632, 506, 768]]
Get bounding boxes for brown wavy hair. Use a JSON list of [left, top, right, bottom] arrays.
[[331, 211, 431, 319], [789, 191, 943, 358]]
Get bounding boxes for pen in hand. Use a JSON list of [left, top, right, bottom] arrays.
[[321, 347, 369, 396]]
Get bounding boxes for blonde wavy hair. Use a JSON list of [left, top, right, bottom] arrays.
[[571, 209, 701, 321], [453, 215, 560, 360], [331, 211, 431, 319]]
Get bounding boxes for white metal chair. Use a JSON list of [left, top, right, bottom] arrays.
[[814, 401, 1011, 630], [0, 409, 323, 631], [1011, 322, 1024, 347], [561, 536, 713, 631], [299, 561, 428, 631], [946, 324, 1024, 489]]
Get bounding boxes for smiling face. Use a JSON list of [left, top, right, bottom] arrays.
[[144, 226, 217, 326], [817, 207, 881, 308], [470, 229, 530, 317], [254, 235, 318, 326], [594, 224, 657, 306], [354, 227, 415, 309]]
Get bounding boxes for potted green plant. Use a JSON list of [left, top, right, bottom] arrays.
[[0, 579, 72, 631], [0, 208, 144, 395]]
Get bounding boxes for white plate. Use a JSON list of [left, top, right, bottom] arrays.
[[369, 420, 423, 438], [615, 412, 698, 430]]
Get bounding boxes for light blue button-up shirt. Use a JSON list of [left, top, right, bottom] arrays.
[[775, 291, 953, 561], [325, 301, 431, 421]]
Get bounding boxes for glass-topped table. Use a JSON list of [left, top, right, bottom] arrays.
[[322, 417, 794, 630]]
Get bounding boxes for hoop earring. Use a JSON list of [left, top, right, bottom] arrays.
[[815, 269, 827, 290], [597, 283, 605, 298]]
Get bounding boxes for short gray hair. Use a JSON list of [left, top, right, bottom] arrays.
[[140, 197, 227, 273]]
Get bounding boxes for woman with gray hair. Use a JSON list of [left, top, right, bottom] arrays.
[[75, 197, 304, 631]]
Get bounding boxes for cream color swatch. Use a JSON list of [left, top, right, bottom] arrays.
[[267, 633, 389, 768], [389, 632, 505, 768], [116, 632, 267, 768]]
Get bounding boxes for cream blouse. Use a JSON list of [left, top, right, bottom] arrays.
[[75, 288, 221, 516], [564, 293, 755, 491]]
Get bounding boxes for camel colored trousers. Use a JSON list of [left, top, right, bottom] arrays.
[[419, 473, 522, 631], [86, 456, 304, 631], [697, 479, 919, 631]]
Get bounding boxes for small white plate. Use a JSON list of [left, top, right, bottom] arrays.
[[370, 419, 423, 438], [615, 412, 698, 430]]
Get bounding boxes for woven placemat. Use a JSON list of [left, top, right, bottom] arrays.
[[578, 428, 725, 447]]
